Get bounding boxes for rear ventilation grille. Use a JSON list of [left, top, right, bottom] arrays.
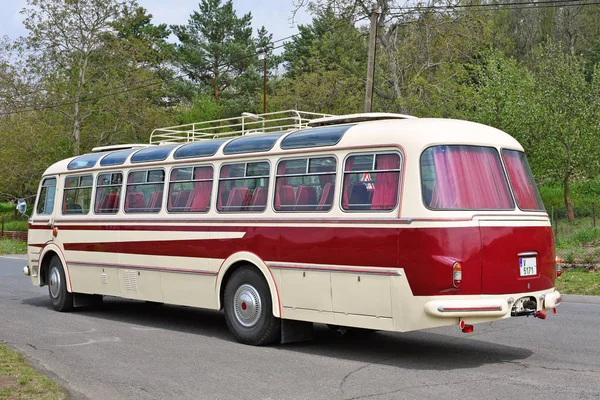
[[101, 273, 108, 285]]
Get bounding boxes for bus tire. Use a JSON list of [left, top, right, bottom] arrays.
[[223, 266, 280, 345], [48, 256, 73, 312]]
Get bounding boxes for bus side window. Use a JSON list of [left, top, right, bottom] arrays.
[[167, 166, 213, 213], [62, 175, 92, 214], [124, 169, 165, 213], [36, 177, 57, 215], [95, 172, 123, 214], [218, 162, 269, 212], [274, 157, 336, 212], [342, 152, 401, 211]]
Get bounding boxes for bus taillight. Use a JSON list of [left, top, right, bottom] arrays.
[[556, 256, 562, 277], [452, 262, 462, 288]]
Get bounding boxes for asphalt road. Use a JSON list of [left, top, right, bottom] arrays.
[[1, 255, 600, 400]]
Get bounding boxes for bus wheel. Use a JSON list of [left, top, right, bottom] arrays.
[[48, 256, 73, 312], [223, 267, 280, 345]]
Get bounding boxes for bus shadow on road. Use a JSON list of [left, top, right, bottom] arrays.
[[22, 295, 532, 371]]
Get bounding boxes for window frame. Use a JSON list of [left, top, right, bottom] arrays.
[[500, 148, 545, 212], [419, 145, 515, 212], [35, 177, 58, 216], [93, 171, 124, 215], [166, 164, 215, 214], [341, 151, 403, 213], [273, 155, 338, 213], [216, 160, 271, 213], [61, 174, 93, 215], [124, 168, 166, 214]]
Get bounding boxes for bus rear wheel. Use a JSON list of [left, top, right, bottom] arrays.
[[48, 256, 73, 312], [223, 266, 280, 345]]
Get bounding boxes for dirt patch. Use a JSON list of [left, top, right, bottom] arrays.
[[0, 375, 18, 387]]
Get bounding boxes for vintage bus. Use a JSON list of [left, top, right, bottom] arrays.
[[21, 110, 562, 345]]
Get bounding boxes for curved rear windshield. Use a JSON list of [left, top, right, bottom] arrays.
[[421, 145, 515, 210], [501, 149, 544, 211]]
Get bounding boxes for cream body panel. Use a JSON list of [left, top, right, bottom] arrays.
[[331, 273, 392, 317], [279, 270, 333, 312]]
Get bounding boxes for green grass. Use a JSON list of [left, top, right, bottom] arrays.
[[2, 220, 28, 231], [0, 239, 27, 255], [555, 268, 600, 296], [1, 202, 29, 232], [0, 343, 66, 400]]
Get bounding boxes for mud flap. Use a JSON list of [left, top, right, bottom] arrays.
[[280, 319, 313, 344], [73, 293, 103, 308]]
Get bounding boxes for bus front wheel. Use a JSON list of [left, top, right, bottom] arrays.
[[223, 266, 280, 345], [48, 256, 73, 312]]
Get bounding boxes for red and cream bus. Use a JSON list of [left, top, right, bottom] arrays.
[[21, 110, 562, 345]]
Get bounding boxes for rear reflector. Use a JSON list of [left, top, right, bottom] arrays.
[[452, 262, 462, 288], [462, 324, 474, 333]]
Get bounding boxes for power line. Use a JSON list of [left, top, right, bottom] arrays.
[[0, 79, 163, 116], [388, 0, 598, 13]]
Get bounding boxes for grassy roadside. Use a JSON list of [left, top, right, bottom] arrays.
[[556, 268, 600, 296], [0, 238, 27, 255], [0, 343, 66, 400]]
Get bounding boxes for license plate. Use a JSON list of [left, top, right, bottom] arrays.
[[519, 257, 537, 276]]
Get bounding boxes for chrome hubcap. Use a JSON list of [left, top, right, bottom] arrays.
[[233, 284, 261, 327], [49, 267, 61, 299]]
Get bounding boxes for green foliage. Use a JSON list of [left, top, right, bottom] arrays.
[[176, 95, 224, 125], [555, 269, 600, 296], [170, 0, 258, 104], [0, 239, 27, 255]]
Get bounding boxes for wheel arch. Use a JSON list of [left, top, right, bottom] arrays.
[[216, 251, 281, 318], [39, 244, 72, 292]]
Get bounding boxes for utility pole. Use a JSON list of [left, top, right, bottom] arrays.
[[364, 6, 379, 113], [259, 51, 267, 114]]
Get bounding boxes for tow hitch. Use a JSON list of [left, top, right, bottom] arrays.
[[533, 310, 547, 319]]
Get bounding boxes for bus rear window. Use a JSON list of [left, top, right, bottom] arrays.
[[421, 145, 514, 210], [501, 149, 544, 211]]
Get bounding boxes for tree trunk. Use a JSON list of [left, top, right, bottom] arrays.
[[563, 172, 575, 222]]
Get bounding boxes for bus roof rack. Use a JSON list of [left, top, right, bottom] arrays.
[[307, 113, 417, 127], [91, 144, 149, 152], [149, 110, 334, 145]]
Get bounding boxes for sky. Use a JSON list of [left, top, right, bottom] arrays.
[[0, 0, 312, 46]]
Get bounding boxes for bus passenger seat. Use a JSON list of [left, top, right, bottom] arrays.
[[172, 190, 191, 211], [317, 183, 333, 211], [348, 183, 370, 210], [146, 191, 163, 212], [277, 185, 296, 211], [250, 187, 267, 210], [226, 187, 250, 211], [97, 193, 119, 213], [295, 185, 317, 211], [126, 192, 145, 212]]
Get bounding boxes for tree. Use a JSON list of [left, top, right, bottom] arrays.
[[170, 0, 257, 105], [21, 0, 127, 155], [272, 9, 367, 114], [529, 43, 600, 220]]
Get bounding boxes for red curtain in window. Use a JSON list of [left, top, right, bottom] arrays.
[[189, 167, 213, 211], [432, 146, 513, 209], [371, 154, 400, 210], [502, 151, 541, 210], [274, 162, 288, 209], [342, 157, 355, 208], [217, 166, 230, 211]]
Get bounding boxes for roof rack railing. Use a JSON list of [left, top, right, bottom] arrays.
[[149, 110, 334, 145]]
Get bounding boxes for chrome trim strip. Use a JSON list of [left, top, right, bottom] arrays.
[[68, 261, 217, 276]]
